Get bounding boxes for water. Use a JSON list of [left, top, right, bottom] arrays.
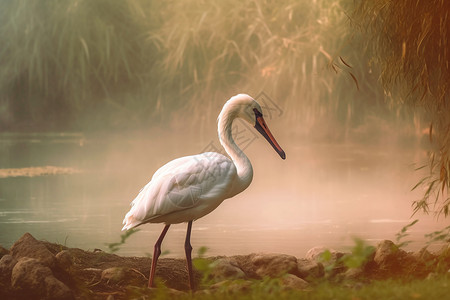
[[0, 129, 447, 258]]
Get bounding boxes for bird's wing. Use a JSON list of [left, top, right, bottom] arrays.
[[122, 152, 236, 228]]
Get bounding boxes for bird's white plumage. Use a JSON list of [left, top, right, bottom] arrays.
[[122, 152, 237, 228], [121, 93, 285, 290], [122, 93, 284, 232]]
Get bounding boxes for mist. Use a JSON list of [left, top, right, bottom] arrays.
[[0, 0, 448, 258]]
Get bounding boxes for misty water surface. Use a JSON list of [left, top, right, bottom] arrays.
[[0, 123, 447, 258]]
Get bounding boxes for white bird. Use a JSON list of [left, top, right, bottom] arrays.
[[122, 94, 285, 289]]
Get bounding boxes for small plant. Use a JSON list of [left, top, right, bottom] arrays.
[[318, 249, 336, 275], [425, 225, 450, 245], [341, 237, 375, 269], [105, 228, 140, 253], [424, 225, 450, 273], [318, 238, 375, 279], [192, 246, 217, 287], [395, 219, 419, 248]]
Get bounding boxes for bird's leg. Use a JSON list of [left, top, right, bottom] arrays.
[[184, 220, 195, 290], [148, 224, 170, 288]]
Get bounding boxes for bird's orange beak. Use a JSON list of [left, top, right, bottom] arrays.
[[254, 110, 286, 160]]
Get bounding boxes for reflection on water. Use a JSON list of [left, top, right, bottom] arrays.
[[0, 130, 447, 257]]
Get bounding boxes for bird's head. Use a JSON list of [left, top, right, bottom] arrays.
[[221, 94, 286, 160]]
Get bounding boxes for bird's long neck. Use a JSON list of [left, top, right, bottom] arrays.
[[218, 110, 253, 192]]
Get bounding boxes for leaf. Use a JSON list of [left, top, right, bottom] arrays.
[[414, 165, 427, 171], [395, 219, 418, 247], [429, 123, 433, 143], [339, 56, 352, 68], [79, 37, 90, 61], [411, 176, 428, 191], [348, 72, 360, 90], [319, 249, 332, 262], [197, 246, 208, 258]]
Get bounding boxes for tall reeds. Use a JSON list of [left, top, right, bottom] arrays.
[[152, 0, 379, 133], [1, 0, 379, 131], [0, 0, 160, 128]]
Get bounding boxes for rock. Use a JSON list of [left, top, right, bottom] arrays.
[[413, 247, 435, 262], [343, 267, 365, 280], [280, 274, 310, 290], [297, 258, 324, 279], [251, 253, 298, 278], [0, 254, 18, 282], [209, 258, 245, 281], [56, 250, 73, 270], [11, 258, 52, 292], [44, 275, 74, 300], [305, 246, 345, 264], [0, 246, 9, 259], [11, 257, 73, 300], [305, 247, 348, 277], [10, 233, 57, 269], [372, 240, 428, 277], [373, 240, 406, 271]]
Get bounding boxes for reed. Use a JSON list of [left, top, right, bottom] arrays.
[[0, 0, 384, 132], [152, 0, 380, 132], [353, 0, 450, 217], [0, 0, 160, 128]]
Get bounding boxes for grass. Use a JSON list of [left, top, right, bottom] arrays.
[[127, 274, 450, 299], [121, 223, 450, 299]]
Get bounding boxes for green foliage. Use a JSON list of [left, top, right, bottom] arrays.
[[192, 248, 211, 274], [412, 159, 450, 218], [424, 225, 450, 273], [318, 238, 375, 278], [395, 219, 419, 248], [192, 246, 218, 287], [105, 228, 140, 253], [125, 274, 450, 299], [340, 237, 375, 269], [317, 249, 335, 275], [425, 225, 450, 245], [319, 249, 333, 263]]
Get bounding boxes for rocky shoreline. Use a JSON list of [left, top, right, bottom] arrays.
[[0, 233, 449, 299]]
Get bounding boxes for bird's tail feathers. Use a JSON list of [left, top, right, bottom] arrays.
[[122, 212, 140, 231]]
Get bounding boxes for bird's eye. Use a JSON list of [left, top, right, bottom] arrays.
[[253, 108, 262, 118]]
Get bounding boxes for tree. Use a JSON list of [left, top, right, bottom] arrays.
[[353, 0, 450, 217]]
